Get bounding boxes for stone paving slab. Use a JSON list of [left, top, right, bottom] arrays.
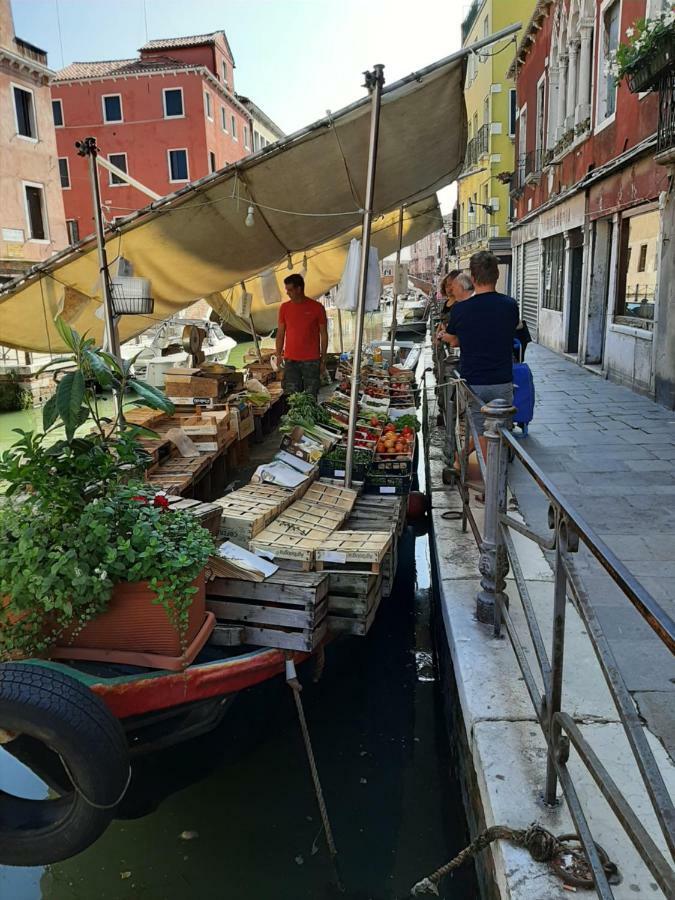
[[509, 344, 675, 759]]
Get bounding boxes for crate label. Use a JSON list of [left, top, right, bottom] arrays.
[[322, 550, 347, 564], [256, 549, 275, 561], [380, 486, 396, 494], [334, 469, 346, 477]]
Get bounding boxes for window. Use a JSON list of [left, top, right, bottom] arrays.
[[13, 85, 37, 139], [231, 115, 237, 139], [483, 96, 490, 125], [542, 234, 565, 311], [163, 88, 184, 118], [253, 130, 259, 151], [616, 209, 659, 322], [108, 153, 127, 186], [58, 157, 70, 189], [597, 1, 620, 124], [509, 89, 517, 137], [66, 219, 79, 244], [168, 148, 189, 182], [23, 183, 47, 240], [221, 106, 228, 132], [209, 151, 216, 173], [221, 60, 228, 86], [52, 99, 64, 127], [102, 94, 123, 123], [535, 75, 546, 155], [243, 125, 250, 149], [204, 91, 212, 119]]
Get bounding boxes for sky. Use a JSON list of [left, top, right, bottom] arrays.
[[11, 0, 462, 211]]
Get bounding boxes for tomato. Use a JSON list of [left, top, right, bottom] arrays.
[[401, 426, 413, 437], [370, 416, 380, 427], [384, 423, 396, 433]]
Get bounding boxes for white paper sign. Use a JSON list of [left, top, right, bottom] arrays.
[[322, 550, 347, 564], [380, 486, 396, 494]]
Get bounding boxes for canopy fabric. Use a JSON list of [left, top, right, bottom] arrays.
[[208, 196, 443, 335], [0, 54, 466, 353]]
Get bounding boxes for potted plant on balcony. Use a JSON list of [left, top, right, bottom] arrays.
[[613, 6, 675, 93], [0, 320, 215, 669]]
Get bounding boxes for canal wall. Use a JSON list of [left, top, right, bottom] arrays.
[[423, 349, 675, 899]]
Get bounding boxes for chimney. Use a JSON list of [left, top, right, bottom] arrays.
[[0, 0, 16, 51]]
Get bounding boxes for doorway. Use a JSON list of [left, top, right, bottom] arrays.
[[567, 229, 584, 354]]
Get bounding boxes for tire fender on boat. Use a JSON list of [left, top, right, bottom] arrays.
[[0, 663, 130, 866]]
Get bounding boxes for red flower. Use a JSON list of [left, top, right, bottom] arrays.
[[131, 495, 148, 504], [153, 494, 170, 509]]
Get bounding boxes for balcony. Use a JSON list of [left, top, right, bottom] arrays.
[[509, 149, 546, 194], [462, 124, 490, 173], [13, 37, 47, 67], [656, 70, 675, 163]]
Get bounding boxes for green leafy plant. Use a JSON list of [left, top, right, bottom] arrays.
[[0, 319, 174, 517], [0, 319, 216, 660], [612, 7, 675, 83], [0, 484, 214, 659]]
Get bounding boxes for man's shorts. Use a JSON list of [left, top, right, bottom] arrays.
[[468, 382, 513, 435], [283, 359, 321, 398]]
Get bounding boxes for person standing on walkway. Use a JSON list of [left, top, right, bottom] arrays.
[[437, 272, 474, 345], [445, 251, 518, 457], [275, 273, 328, 398]]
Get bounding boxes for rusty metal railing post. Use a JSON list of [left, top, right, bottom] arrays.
[[476, 399, 515, 625]]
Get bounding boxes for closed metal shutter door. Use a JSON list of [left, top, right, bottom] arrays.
[[522, 239, 540, 339]]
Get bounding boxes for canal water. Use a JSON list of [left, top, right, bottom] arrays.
[[0, 326, 479, 899]]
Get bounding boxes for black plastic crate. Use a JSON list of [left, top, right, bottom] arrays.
[[364, 472, 413, 495]]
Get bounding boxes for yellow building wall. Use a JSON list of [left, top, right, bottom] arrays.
[[457, 1, 530, 275]]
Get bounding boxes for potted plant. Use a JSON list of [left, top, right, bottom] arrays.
[[613, 6, 675, 93], [0, 320, 216, 668]]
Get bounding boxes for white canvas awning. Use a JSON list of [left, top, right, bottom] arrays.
[[0, 50, 469, 353]]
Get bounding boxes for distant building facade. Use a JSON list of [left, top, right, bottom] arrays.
[[509, 0, 675, 405], [454, 0, 531, 290], [237, 95, 284, 151], [0, 0, 67, 283], [51, 32, 274, 241]]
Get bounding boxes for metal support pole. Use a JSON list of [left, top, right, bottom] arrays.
[[476, 399, 515, 624], [337, 308, 344, 354], [344, 64, 385, 489], [249, 315, 262, 362], [545, 517, 569, 805], [389, 207, 405, 366], [76, 137, 120, 359]]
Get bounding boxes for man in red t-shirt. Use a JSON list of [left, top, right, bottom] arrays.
[[275, 273, 328, 398]]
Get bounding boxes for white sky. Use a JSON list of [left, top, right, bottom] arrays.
[[11, 0, 462, 212]]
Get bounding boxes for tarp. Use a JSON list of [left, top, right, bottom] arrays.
[[0, 54, 466, 352]]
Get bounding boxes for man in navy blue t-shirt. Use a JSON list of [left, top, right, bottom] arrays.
[[446, 251, 518, 454]]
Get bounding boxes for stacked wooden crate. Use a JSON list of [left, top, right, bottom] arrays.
[[215, 483, 299, 545], [206, 571, 329, 652], [165, 495, 223, 536], [344, 495, 406, 596]]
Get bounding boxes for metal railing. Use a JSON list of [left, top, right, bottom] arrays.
[[657, 70, 675, 156], [434, 350, 675, 898]]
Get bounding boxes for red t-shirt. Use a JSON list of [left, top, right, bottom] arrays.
[[278, 298, 327, 361]]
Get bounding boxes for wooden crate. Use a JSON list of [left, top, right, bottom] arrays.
[[146, 454, 211, 495], [350, 495, 406, 537], [326, 571, 383, 636], [315, 531, 392, 573], [215, 495, 282, 545], [304, 481, 358, 517], [343, 511, 398, 596], [276, 499, 345, 533], [233, 483, 299, 512], [166, 496, 223, 537], [249, 526, 326, 568], [206, 571, 328, 652]]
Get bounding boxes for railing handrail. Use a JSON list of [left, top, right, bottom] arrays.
[[433, 350, 675, 896]]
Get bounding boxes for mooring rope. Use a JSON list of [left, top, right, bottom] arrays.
[[410, 823, 619, 895], [285, 655, 342, 881]]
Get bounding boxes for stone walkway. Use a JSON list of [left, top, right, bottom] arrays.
[[509, 344, 675, 759]]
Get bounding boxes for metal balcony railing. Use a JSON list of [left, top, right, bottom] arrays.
[[657, 70, 675, 156], [475, 123, 490, 158], [429, 350, 675, 899]]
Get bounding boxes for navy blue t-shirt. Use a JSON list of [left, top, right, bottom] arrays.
[[447, 291, 519, 385]]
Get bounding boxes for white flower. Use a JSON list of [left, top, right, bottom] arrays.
[[626, 26, 635, 37], [74, 566, 82, 577]]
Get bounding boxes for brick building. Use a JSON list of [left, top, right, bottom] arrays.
[[0, 0, 67, 284], [509, 0, 675, 403], [51, 32, 270, 241]]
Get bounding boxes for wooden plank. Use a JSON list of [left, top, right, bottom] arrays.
[[326, 571, 381, 597], [207, 598, 326, 629], [206, 572, 329, 605], [240, 619, 327, 652], [209, 625, 244, 646]]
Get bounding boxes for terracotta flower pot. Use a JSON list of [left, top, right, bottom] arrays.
[[60, 571, 207, 656]]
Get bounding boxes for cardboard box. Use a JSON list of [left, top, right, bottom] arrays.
[[228, 403, 254, 440]]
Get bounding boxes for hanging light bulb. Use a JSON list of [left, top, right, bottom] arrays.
[[287, 253, 293, 270], [302, 253, 308, 270], [245, 205, 255, 228]]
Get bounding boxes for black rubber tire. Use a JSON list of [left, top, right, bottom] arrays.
[[0, 663, 129, 866]]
